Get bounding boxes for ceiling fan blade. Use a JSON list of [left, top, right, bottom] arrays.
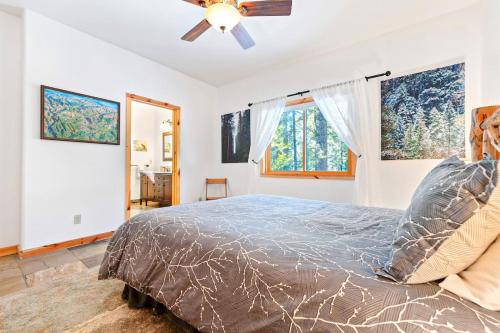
[[239, 0, 292, 16], [231, 23, 255, 50], [181, 19, 211, 42], [182, 0, 207, 8]]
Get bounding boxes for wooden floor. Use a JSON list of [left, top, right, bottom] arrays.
[[0, 240, 109, 297]]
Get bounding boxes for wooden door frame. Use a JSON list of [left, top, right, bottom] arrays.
[[125, 93, 180, 220]]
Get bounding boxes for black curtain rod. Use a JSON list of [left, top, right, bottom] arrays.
[[365, 71, 392, 81], [247, 71, 391, 108]]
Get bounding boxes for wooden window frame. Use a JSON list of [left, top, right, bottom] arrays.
[[261, 97, 356, 180]]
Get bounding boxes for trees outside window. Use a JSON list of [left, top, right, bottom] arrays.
[[262, 98, 354, 179]]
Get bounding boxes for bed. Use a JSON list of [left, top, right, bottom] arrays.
[[98, 195, 500, 332]]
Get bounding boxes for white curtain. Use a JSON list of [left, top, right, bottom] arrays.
[[246, 97, 287, 194], [249, 97, 288, 163], [311, 79, 373, 206]]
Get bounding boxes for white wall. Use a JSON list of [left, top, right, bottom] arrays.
[[2, 4, 488, 250], [131, 103, 158, 172], [481, 0, 500, 105], [0, 10, 22, 248], [21, 10, 217, 250], [131, 101, 172, 172], [212, 5, 482, 209]]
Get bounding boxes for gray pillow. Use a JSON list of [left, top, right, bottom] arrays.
[[378, 156, 500, 284]]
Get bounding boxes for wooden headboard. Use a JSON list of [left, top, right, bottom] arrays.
[[470, 106, 500, 161]]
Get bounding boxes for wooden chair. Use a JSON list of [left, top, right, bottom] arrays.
[[206, 178, 228, 201]]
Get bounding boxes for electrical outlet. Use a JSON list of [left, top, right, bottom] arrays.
[[74, 214, 82, 225]]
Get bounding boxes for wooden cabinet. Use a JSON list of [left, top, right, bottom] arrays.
[[140, 172, 172, 206]]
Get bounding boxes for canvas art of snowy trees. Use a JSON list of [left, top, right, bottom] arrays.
[[381, 63, 465, 160]]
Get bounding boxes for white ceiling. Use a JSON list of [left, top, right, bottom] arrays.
[[1, 0, 478, 86]]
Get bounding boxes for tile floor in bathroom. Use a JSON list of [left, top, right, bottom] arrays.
[[130, 201, 160, 217]]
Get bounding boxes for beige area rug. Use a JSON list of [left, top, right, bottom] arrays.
[[0, 268, 196, 333]]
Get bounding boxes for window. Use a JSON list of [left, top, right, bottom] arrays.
[[261, 98, 355, 178]]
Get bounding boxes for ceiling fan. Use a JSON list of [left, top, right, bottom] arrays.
[[181, 0, 293, 50]]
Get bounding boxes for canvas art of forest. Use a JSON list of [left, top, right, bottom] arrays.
[[221, 110, 251, 163], [381, 63, 465, 160]]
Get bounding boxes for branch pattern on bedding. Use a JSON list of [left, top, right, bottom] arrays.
[[381, 157, 500, 284], [99, 195, 500, 333]]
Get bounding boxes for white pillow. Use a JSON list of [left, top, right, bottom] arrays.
[[440, 236, 500, 311]]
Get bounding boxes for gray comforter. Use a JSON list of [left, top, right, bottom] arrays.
[[99, 195, 500, 333]]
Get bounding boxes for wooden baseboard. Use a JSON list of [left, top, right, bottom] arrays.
[[18, 231, 114, 259], [0, 245, 18, 257]]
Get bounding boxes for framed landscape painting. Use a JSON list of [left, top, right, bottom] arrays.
[[381, 63, 465, 160], [41, 86, 120, 145], [133, 140, 148, 152]]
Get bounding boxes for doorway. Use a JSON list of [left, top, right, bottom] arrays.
[[125, 93, 180, 220]]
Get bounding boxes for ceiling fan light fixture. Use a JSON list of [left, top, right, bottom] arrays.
[[205, 3, 241, 33]]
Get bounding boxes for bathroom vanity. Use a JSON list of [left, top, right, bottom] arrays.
[[140, 172, 172, 206]]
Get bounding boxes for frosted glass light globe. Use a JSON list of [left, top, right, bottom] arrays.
[[205, 3, 241, 33]]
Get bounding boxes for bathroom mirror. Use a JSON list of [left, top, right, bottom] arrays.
[[162, 132, 173, 161]]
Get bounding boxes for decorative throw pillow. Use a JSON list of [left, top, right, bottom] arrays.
[[378, 156, 500, 284], [439, 236, 500, 311]]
